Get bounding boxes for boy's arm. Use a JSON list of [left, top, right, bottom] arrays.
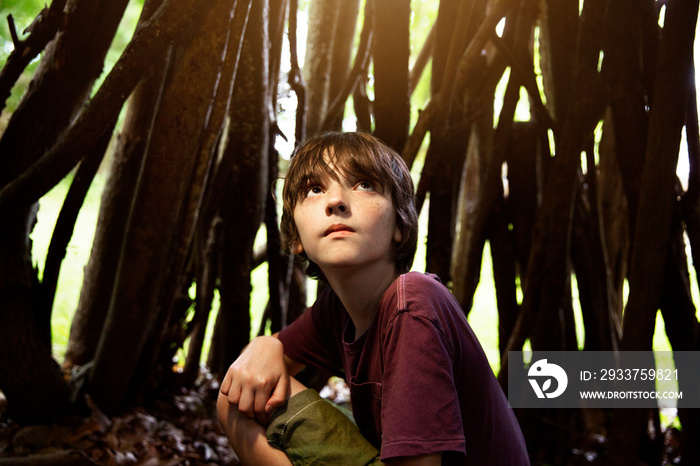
[[219, 334, 305, 425], [275, 331, 306, 377]]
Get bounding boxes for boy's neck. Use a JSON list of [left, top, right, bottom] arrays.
[[323, 261, 399, 340]]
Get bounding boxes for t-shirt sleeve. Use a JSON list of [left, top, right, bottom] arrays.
[[379, 311, 466, 460], [277, 291, 345, 376]]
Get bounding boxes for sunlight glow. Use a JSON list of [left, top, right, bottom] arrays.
[[593, 119, 603, 166], [514, 86, 531, 122], [547, 128, 556, 156], [496, 17, 506, 37]]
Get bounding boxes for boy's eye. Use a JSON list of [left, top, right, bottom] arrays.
[[306, 185, 323, 197], [356, 181, 375, 192]]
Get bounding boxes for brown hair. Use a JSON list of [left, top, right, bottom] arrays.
[[281, 131, 418, 278]]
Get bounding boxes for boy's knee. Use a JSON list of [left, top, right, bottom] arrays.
[[216, 377, 306, 434], [217, 391, 260, 439], [218, 391, 291, 464], [216, 391, 232, 428]]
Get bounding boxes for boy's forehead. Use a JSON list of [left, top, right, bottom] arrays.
[[304, 148, 363, 180]]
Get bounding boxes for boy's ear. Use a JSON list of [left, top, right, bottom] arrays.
[[393, 226, 403, 243], [291, 241, 304, 255]]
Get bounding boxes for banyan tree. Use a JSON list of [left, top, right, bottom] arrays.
[[0, 0, 698, 464]]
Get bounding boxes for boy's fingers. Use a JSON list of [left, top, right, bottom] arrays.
[[226, 382, 242, 406], [265, 376, 289, 413], [237, 387, 254, 417], [219, 370, 233, 395], [254, 389, 271, 425], [253, 384, 270, 418]]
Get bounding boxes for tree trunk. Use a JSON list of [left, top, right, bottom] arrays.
[[134, 0, 255, 403], [603, 0, 652, 226], [210, 0, 271, 377], [87, 0, 239, 414], [608, 0, 699, 463], [597, 112, 629, 328], [0, 0, 130, 424], [679, 61, 700, 466], [430, 0, 458, 96], [303, 0, 340, 136], [0, 207, 71, 423], [489, 198, 519, 357], [324, 0, 360, 132], [501, 0, 607, 359], [451, 0, 534, 310], [0, 0, 129, 184], [65, 0, 169, 368], [569, 176, 617, 351], [493, 122, 539, 356], [537, 0, 577, 123], [265, 0, 292, 335], [659, 220, 700, 464], [424, 0, 487, 283], [40, 119, 117, 348], [372, 0, 410, 151]]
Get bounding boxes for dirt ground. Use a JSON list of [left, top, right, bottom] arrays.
[[0, 373, 240, 465], [0, 374, 684, 465]]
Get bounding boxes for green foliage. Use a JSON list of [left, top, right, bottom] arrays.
[[0, 0, 43, 73], [0, 0, 45, 43], [0, 0, 44, 114]]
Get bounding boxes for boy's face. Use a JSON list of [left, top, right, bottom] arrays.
[[292, 160, 402, 274]]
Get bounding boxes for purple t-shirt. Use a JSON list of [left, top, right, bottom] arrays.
[[278, 272, 529, 464]]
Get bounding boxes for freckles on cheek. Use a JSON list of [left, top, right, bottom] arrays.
[[370, 198, 387, 211]]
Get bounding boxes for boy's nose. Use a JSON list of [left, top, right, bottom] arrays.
[[326, 187, 348, 215]]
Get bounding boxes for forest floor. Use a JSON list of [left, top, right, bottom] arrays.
[[0, 372, 241, 465], [0, 373, 686, 465]]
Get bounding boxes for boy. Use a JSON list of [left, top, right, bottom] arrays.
[[217, 132, 529, 465]]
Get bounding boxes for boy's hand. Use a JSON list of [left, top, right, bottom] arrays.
[[219, 336, 290, 425]]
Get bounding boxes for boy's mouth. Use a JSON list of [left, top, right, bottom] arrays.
[[324, 224, 355, 236]]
